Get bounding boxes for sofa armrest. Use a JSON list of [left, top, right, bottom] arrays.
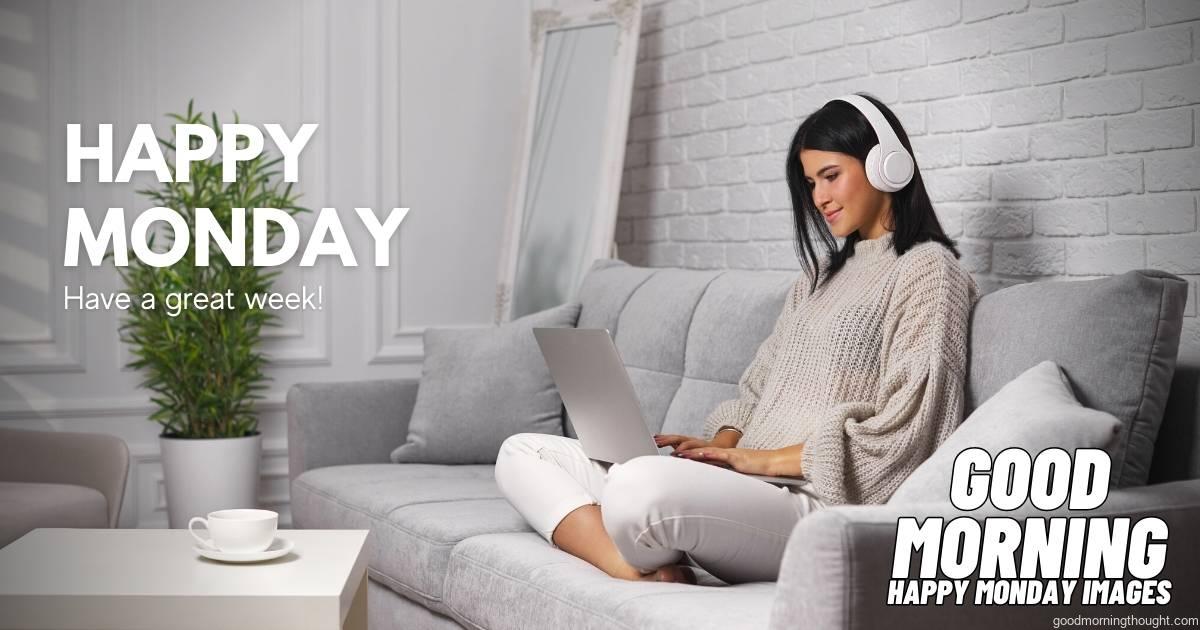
[[0, 428, 130, 528], [286, 379, 419, 481], [770, 479, 1200, 630]]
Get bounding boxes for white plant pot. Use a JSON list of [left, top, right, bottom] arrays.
[[159, 432, 262, 529]]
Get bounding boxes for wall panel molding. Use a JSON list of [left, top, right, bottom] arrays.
[[369, 0, 424, 366], [0, 1, 85, 375]]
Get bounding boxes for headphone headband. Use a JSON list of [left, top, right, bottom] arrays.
[[833, 94, 902, 152], [830, 94, 914, 192]]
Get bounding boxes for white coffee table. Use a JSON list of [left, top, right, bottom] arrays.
[[0, 528, 370, 630]]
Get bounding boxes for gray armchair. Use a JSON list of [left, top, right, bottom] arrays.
[[0, 427, 130, 547]]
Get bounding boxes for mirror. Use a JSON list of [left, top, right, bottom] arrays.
[[495, 1, 642, 322]]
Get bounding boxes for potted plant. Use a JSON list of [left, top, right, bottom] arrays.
[[118, 102, 306, 528]]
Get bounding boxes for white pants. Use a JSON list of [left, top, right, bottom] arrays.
[[493, 433, 825, 584]]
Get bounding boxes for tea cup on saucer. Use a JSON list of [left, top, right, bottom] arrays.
[[188, 509, 278, 553]]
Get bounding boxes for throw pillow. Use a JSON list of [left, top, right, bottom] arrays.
[[390, 302, 581, 465], [888, 360, 1121, 505], [965, 270, 1186, 487]]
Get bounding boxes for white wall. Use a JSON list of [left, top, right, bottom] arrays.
[[0, 0, 529, 527], [615, 0, 1200, 366]]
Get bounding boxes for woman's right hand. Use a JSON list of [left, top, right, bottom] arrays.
[[654, 430, 740, 452], [653, 434, 710, 452]]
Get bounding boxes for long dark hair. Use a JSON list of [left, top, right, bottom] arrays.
[[784, 92, 960, 293]]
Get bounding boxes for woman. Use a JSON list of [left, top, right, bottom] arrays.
[[494, 93, 979, 585]]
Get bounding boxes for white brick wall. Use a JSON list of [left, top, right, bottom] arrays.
[[615, 0, 1200, 361]]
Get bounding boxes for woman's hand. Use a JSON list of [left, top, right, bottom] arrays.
[[674, 443, 806, 478], [653, 430, 739, 452], [673, 446, 775, 475], [653, 433, 705, 452]]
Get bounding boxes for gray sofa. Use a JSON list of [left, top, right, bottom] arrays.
[[288, 259, 1198, 629]]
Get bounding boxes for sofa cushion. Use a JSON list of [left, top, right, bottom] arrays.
[[573, 259, 791, 438], [0, 481, 108, 548], [443, 532, 776, 630], [289, 464, 531, 614], [391, 302, 581, 464], [967, 270, 1188, 487], [889, 361, 1123, 504]]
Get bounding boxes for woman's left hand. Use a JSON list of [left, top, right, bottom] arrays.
[[673, 446, 776, 476]]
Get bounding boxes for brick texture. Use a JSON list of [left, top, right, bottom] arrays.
[[617, 0, 1200, 359]]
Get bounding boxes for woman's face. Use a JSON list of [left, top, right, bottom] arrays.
[[799, 149, 892, 240]]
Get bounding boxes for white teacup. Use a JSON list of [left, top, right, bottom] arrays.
[[188, 509, 278, 553]]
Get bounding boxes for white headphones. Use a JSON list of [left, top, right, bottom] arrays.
[[831, 94, 914, 193]]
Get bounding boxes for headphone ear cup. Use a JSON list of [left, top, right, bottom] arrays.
[[865, 144, 887, 192], [882, 150, 914, 191]]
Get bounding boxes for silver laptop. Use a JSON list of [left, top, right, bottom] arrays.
[[532, 327, 809, 489]]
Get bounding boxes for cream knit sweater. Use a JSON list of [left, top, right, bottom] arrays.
[[702, 232, 979, 506]]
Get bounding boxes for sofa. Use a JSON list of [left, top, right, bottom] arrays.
[[288, 258, 1198, 629], [0, 427, 130, 548]]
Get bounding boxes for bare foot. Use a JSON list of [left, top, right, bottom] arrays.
[[639, 565, 697, 584]]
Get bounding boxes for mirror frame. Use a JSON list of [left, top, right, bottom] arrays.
[[494, 0, 642, 323]]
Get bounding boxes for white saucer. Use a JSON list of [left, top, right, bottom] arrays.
[[194, 537, 294, 563]]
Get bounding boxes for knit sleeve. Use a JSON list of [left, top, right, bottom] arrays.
[[702, 277, 808, 440], [803, 249, 977, 505]]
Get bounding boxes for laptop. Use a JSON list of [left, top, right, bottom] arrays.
[[532, 327, 810, 489]]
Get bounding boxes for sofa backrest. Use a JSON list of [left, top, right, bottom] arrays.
[[573, 259, 792, 439], [574, 259, 1196, 485]]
